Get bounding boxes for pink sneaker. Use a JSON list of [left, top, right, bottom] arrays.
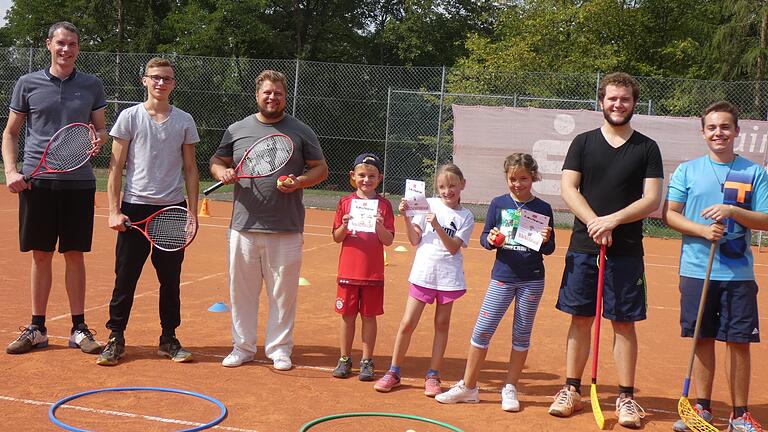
[[373, 370, 401, 392], [424, 375, 442, 397]]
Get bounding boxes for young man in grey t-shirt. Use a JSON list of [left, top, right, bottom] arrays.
[[210, 69, 328, 370], [97, 57, 200, 366]]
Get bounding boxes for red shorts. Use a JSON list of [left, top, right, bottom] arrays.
[[335, 284, 384, 317]]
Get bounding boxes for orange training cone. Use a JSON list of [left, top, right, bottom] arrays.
[[198, 197, 211, 218]]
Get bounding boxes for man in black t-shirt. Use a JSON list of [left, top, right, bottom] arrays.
[[548, 73, 663, 429]]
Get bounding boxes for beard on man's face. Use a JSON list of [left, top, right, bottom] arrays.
[[602, 106, 634, 126]]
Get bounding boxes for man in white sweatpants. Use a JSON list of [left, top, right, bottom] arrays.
[[210, 69, 328, 370]]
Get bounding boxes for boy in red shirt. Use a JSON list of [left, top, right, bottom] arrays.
[[331, 153, 395, 380]]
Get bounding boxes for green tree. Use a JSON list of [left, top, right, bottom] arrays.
[[709, 0, 768, 117], [2, 0, 175, 52], [365, 0, 498, 66]]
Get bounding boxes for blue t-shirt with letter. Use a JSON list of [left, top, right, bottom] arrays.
[[667, 155, 768, 281]]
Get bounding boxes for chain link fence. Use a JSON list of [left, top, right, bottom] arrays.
[[2, 48, 767, 240]]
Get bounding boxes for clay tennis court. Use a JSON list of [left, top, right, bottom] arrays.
[[0, 187, 766, 431]]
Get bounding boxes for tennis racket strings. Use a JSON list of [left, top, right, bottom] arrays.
[[241, 135, 292, 176], [46, 126, 94, 171], [145, 207, 197, 251]]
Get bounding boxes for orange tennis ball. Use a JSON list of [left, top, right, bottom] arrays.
[[492, 232, 506, 247]]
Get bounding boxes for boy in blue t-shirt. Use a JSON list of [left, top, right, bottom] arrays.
[[663, 101, 768, 432]]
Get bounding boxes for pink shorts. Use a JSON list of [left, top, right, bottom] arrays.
[[409, 283, 465, 305]]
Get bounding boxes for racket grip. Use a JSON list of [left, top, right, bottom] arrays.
[[203, 181, 225, 196], [123, 220, 132, 228], [22, 174, 30, 183]]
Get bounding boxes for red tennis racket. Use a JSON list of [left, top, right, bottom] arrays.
[[125, 206, 198, 252], [24, 123, 96, 182], [203, 133, 294, 196]]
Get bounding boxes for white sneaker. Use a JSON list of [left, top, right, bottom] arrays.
[[273, 355, 292, 371], [435, 380, 479, 404], [221, 348, 255, 367], [501, 384, 520, 412]]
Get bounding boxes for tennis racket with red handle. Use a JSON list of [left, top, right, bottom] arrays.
[[124, 206, 198, 252], [203, 133, 294, 196], [23, 123, 97, 181]]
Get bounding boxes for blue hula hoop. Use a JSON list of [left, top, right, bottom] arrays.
[[48, 387, 227, 432]]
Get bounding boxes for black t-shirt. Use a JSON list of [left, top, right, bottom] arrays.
[[562, 128, 663, 256]]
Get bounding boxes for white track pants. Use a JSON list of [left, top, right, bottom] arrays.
[[227, 229, 302, 360]]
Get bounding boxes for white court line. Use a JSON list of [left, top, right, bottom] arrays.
[[48, 273, 226, 322], [0, 395, 260, 432]]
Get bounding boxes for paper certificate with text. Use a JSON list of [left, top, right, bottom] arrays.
[[514, 209, 550, 251], [404, 179, 430, 216], [348, 199, 379, 233]]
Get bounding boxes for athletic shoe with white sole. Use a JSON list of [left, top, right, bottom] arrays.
[[435, 380, 479, 404], [6, 325, 48, 354], [501, 384, 520, 412], [69, 323, 101, 354], [273, 355, 293, 371], [672, 404, 713, 431], [548, 385, 582, 417], [96, 337, 125, 366], [221, 347, 255, 367], [616, 394, 646, 429], [158, 336, 193, 363]]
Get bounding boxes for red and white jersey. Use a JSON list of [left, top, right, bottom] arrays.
[[333, 193, 395, 285]]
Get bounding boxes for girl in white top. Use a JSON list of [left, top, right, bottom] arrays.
[[373, 164, 475, 397]]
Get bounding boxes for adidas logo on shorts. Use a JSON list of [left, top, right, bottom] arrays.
[[752, 328, 759, 335]]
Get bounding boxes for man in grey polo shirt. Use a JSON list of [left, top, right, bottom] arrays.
[[210, 69, 328, 370], [2, 22, 108, 355]]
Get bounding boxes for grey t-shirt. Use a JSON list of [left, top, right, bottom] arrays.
[[9, 69, 107, 182], [214, 114, 325, 233], [110, 104, 200, 205]]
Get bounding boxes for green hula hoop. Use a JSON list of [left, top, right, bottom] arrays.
[[299, 412, 463, 431]]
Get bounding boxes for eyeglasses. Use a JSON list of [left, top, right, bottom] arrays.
[[144, 75, 175, 83]]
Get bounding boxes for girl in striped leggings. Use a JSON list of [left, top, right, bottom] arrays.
[[435, 153, 555, 411]]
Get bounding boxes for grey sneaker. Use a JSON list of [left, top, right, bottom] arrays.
[[158, 336, 193, 363], [359, 359, 375, 381], [6, 325, 48, 354], [673, 404, 713, 431], [332, 356, 352, 378], [69, 323, 102, 354], [96, 337, 125, 366]]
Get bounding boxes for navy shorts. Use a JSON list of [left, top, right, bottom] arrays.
[[19, 182, 95, 253], [679, 276, 760, 343], [556, 251, 647, 322]]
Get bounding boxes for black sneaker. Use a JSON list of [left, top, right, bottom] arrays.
[[332, 356, 352, 378], [96, 337, 125, 366], [158, 336, 192, 363], [359, 359, 375, 381]]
